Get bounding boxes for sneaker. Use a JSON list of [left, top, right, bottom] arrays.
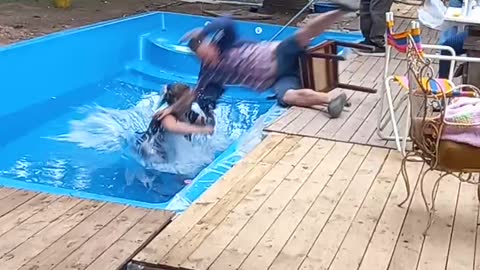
[[330, 0, 360, 12], [355, 45, 386, 56], [359, 39, 373, 46], [328, 93, 347, 118], [454, 63, 465, 78]]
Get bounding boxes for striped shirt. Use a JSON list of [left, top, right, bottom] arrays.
[[195, 41, 280, 94]]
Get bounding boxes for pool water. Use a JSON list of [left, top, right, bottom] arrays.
[[0, 72, 276, 204]]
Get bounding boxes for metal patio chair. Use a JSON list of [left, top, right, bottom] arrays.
[[398, 29, 480, 236], [377, 12, 480, 157]]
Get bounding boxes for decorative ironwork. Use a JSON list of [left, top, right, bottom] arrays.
[[399, 32, 480, 236]]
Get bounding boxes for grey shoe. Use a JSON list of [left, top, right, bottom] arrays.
[[330, 0, 360, 12], [328, 93, 347, 118]]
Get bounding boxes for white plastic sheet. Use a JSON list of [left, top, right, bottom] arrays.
[[418, 0, 448, 30]]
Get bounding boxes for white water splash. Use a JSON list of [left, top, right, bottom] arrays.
[[51, 91, 234, 179]]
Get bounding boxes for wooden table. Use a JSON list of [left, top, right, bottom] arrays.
[[444, 6, 480, 86], [444, 6, 480, 26]]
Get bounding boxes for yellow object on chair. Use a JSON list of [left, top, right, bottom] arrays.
[[54, 0, 71, 8]]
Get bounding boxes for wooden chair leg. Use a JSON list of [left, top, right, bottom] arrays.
[[477, 176, 480, 202]]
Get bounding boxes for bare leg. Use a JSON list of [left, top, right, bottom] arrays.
[[295, 10, 348, 47], [282, 89, 330, 107], [282, 89, 347, 118]]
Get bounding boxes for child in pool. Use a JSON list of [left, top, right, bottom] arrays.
[[135, 83, 214, 162]]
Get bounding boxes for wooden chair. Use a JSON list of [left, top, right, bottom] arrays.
[[298, 40, 377, 94], [399, 30, 480, 236]]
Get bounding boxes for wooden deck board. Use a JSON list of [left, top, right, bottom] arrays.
[[204, 139, 334, 270], [0, 187, 173, 270], [132, 134, 480, 270], [159, 136, 308, 268]]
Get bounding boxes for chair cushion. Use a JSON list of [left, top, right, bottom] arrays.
[[411, 117, 480, 171], [437, 140, 480, 171]]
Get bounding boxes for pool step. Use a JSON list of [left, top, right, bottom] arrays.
[[141, 35, 201, 77], [125, 60, 198, 85]]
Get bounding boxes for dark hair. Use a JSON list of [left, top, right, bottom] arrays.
[[159, 83, 195, 121], [162, 83, 191, 105]]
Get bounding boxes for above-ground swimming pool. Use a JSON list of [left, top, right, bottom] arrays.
[[0, 12, 363, 211]]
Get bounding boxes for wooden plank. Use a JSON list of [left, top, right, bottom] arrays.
[[85, 210, 173, 270], [446, 182, 478, 270], [206, 139, 335, 270], [0, 200, 102, 270], [147, 136, 300, 267], [334, 91, 379, 142], [241, 142, 353, 270], [388, 169, 444, 270], [299, 147, 390, 269], [349, 56, 381, 83], [297, 108, 330, 137], [0, 190, 38, 218], [316, 90, 369, 140], [0, 188, 16, 200], [132, 134, 285, 265], [0, 194, 57, 237], [282, 108, 320, 135], [475, 194, 480, 270], [0, 196, 80, 258], [357, 158, 424, 270], [341, 58, 364, 82], [364, 55, 386, 83], [253, 144, 370, 270], [19, 203, 127, 270], [328, 150, 403, 270], [265, 108, 301, 132], [51, 207, 150, 270], [416, 176, 459, 270], [164, 137, 314, 268], [351, 58, 404, 146]]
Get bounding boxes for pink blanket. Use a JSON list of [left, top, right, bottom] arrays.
[[441, 97, 480, 147]]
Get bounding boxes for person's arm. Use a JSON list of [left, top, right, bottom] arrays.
[[161, 114, 213, 135]]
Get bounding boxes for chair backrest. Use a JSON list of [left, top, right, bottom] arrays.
[[299, 41, 339, 93], [299, 41, 378, 94], [404, 29, 445, 164], [384, 12, 424, 80]]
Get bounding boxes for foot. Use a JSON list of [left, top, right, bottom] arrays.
[[356, 45, 386, 56], [328, 93, 347, 118], [359, 39, 373, 46], [330, 0, 360, 12], [454, 63, 465, 78]]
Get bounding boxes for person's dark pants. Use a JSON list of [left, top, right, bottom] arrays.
[[439, 31, 467, 79], [360, 0, 394, 47], [196, 83, 225, 126]]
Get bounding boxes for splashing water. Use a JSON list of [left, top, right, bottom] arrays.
[[52, 89, 239, 181]]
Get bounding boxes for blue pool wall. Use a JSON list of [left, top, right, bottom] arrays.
[[0, 13, 162, 118], [0, 11, 363, 211], [0, 10, 363, 126]]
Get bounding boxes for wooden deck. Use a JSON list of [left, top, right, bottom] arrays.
[[265, 55, 409, 150], [265, 18, 440, 150], [0, 188, 174, 270], [132, 133, 480, 270]]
